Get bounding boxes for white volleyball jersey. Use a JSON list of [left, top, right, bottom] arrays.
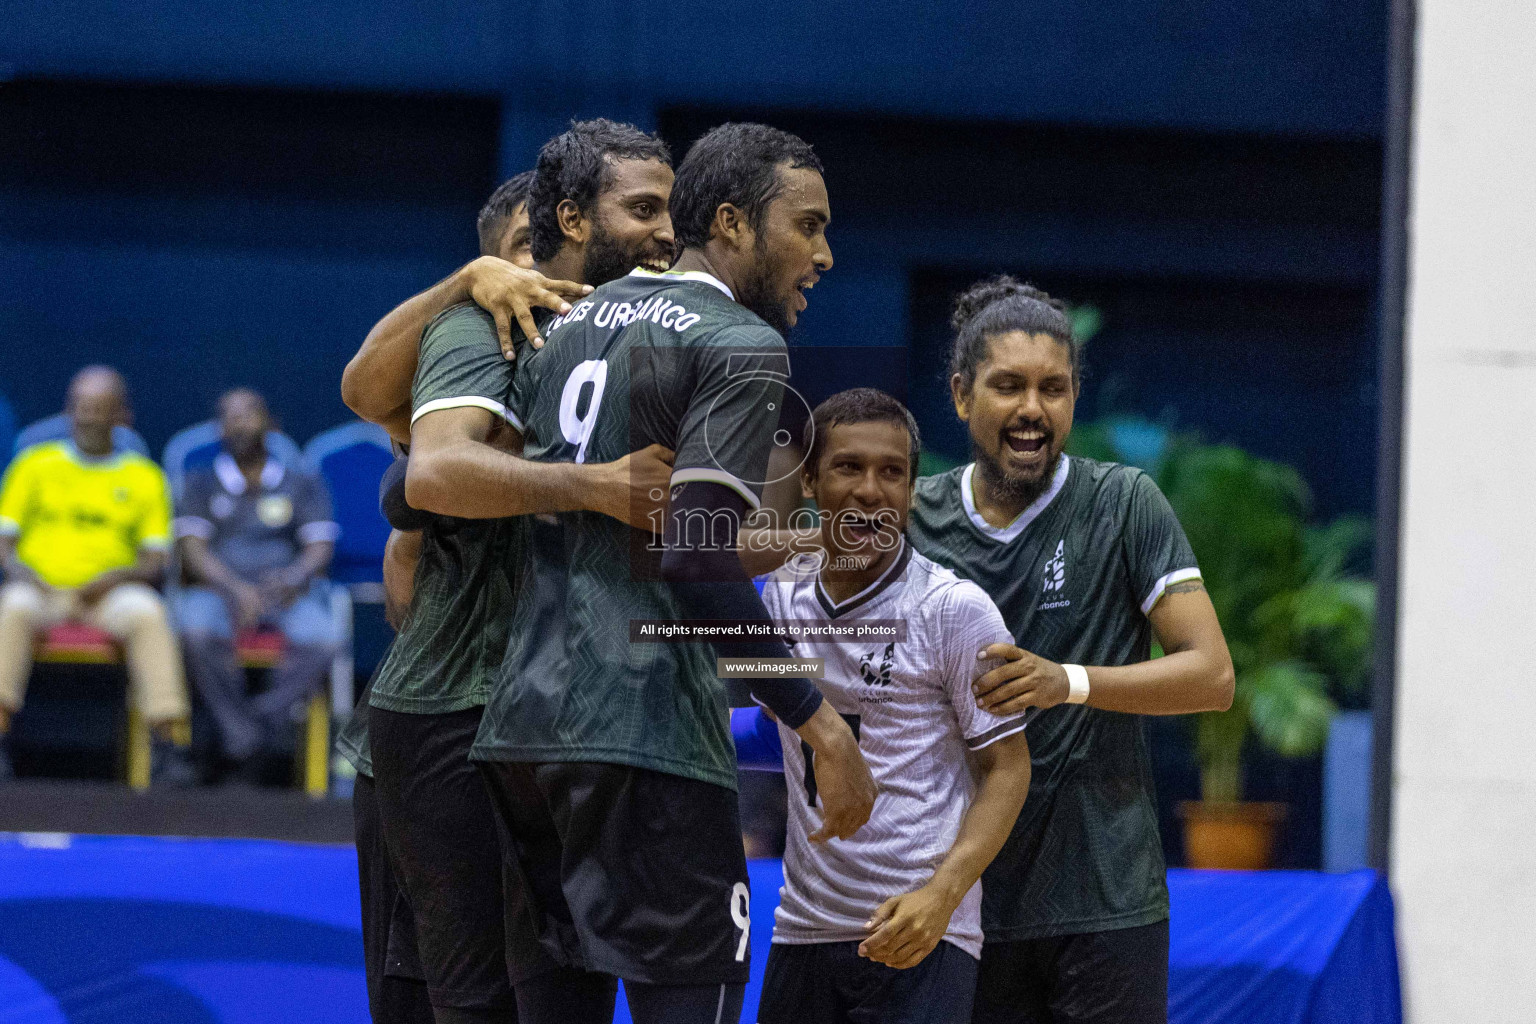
[[762, 538, 1027, 958]]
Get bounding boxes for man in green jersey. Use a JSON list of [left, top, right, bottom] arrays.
[[338, 171, 539, 1024], [340, 121, 679, 1024], [341, 522, 431, 1024], [905, 277, 1236, 1024], [470, 123, 875, 1024]]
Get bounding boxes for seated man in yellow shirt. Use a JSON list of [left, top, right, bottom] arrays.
[[0, 366, 195, 785]]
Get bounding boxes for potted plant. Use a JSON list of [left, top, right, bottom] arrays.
[[1071, 425, 1374, 869]]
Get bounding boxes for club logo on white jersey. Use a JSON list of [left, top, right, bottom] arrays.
[[1040, 540, 1071, 610], [858, 642, 895, 687]]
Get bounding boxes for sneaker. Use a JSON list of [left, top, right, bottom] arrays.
[[151, 740, 199, 788], [0, 733, 13, 781]]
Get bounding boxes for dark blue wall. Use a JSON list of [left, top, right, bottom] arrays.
[[663, 110, 1382, 518], [1, 83, 497, 447], [2, 1, 1386, 518], [8, 1, 1385, 136]]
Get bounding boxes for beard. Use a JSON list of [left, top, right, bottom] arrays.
[[73, 424, 114, 455], [225, 434, 265, 462], [580, 223, 636, 288], [734, 236, 793, 338], [973, 440, 1061, 509]]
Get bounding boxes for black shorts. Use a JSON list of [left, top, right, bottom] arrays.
[[352, 771, 432, 1023], [972, 920, 1169, 1024], [758, 939, 979, 1024], [478, 759, 752, 987], [370, 705, 535, 1011]]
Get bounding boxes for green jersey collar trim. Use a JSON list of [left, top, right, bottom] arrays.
[[627, 267, 734, 301], [960, 456, 1071, 544]]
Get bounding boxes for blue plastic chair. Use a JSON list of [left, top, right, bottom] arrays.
[[0, 396, 15, 473], [302, 422, 393, 587], [303, 421, 393, 725], [13, 414, 149, 459], [161, 420, 304, 500]]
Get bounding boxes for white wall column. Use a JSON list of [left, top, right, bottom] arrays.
[[1393, 2, 1536, 1020]]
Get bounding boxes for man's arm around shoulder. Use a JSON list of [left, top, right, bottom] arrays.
[[342, 257, 590, 444], [404, 405, 674, 528], [972, 579, 1235, 717]]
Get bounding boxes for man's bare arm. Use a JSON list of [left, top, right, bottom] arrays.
[[179, 534, 245, 594], [403, 406, 674, 529], [0, 535, 39, 587], [1093, 581, 1236, 712], [341, 258, 591, 444], [382, 528, 422, 630], [180, 534, 266, 626], [859, 730, 1032, 969], [77, 548, 167, 605], [973, 581, 1235, 717], [736, 525, 823, 578], [259, 540, 334, 609]]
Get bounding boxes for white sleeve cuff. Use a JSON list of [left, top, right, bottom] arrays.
[[966, 716, 1030, 751], [1141, 567, 1203, 616], [139, 538, 171, 552], [173, 516, 214, 540], [412, 395, 523, 432], [299, 521, 342, 544], [0, 517, 19, 537], [669, 468, 761, 510]]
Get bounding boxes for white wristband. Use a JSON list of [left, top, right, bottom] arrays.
[[1063, 664, 1090, 705]]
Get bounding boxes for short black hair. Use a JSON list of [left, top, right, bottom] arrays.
[[476, 170, 535, 257], [527, 119, 672, 262], [802, 388, 922, 484], [670, 123, 824, 250], [949, 275, 1079, 392]]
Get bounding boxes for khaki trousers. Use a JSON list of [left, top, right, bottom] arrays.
[[0, 581, 190, 724]]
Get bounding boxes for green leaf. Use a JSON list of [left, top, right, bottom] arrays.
[[1070, 419, 1372, 773], [1243, 661, 1336, 758], [1063, 420, 1119, 463], [1288, 578, 1375, 696], [917, 450, 960, 478], [1156, 444, 1311, 635], [1070, 304, 1104, 344], [1304, 516, 1374, 579]]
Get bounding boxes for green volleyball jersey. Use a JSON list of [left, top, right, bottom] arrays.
[[333, 659, 379, 776], [471, 269, 789, 790], [368, 303, 529, 715], [908, 455, 1201, 941]]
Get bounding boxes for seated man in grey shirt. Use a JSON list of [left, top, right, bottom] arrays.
[[173, 389, 340, 767]]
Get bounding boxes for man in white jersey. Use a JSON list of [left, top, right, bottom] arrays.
[[755, 388, 1034, 1024]]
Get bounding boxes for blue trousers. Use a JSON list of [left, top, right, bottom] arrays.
[[175, 583, 337, 761]]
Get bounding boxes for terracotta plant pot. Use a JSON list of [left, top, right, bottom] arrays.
[[1177, 801, 1287, 870]]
